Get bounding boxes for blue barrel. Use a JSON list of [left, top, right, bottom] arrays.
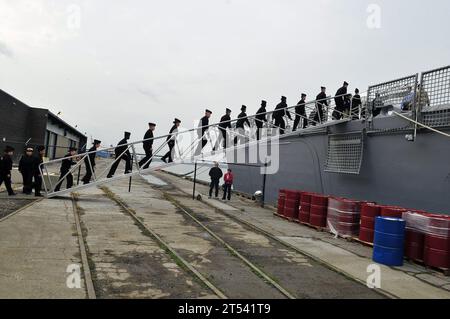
[[373, 217, 406, 266]]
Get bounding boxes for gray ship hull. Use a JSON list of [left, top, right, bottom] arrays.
[[230, 115, 450, 214]]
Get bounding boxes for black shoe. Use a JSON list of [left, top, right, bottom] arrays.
[[107, 175, 113, 179], [8, 193, 17, 196], [35, 194, 44, 197], [125, 171, 132, 174]]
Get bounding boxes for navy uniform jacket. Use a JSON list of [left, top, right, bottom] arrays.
[[19, 155, 35, 175], [60, 153, 76, 172], [236, 112, 250, 129], [115, 138, 130, 157], [255, 107, 267, 126], [143, 130, 154, 153], [0, 154, 13, 176], [219, 115, 232, 130], [295, 100, 306, 115], [85, 146, 97, 168], [273, 102, 292, 120]]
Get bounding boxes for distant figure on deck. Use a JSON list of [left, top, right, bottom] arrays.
[[208, 162, 223, 199], [218, 108, 232, 149], [82, 139, 101, 184], [416, 84, 431, 108], [107, 132, 132, 178], [333, 81, 349, 120], [352, 89, 362, 120], [273, 96, 292, 135], [54, 147, 77, 192], [161, 118, 181, 163], [312, 87, 328, 125], [34, 146, 45, 197], [0, 146, 16, 196], [195, 109, 213, 155], [235, 105, 250, 145], [293, 93, 307, 131], [255, 100, 268, 140], [401, 86, 415, 111], [222, 168, 234, 201], [343, 94, 352, 117], [139, 123, 156, 169], [19, 147, 36, 194]]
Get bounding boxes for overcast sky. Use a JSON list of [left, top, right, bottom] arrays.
[[1, 0, 449, 147]]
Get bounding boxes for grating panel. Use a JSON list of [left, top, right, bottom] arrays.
[[325, 133, 364, 175]]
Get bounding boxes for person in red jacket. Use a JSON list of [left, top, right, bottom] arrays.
[[222, 168, 234, 201]]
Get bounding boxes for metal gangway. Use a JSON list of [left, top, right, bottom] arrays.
[[39, 92, 363, 198]]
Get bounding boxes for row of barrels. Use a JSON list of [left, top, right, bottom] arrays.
[[277, 189, 450, 269]]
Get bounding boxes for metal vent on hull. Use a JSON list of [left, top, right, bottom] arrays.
[[325, 132, 364, 175]]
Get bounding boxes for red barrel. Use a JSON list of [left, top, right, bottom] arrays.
[[277, 190, 287, 216], [327, 197, 362, 236], [298, 192, 313, 223], [360, 215, 376, 229], [405, 228, 425, 261], [361, 203, 382, 218], [380, 206, 407, 218], [309, 195, 328, 228], [424, 214, 450, 269], [359, 227, 375, 243], [310, 194, 328, 207], [284, 190, 300, 219]]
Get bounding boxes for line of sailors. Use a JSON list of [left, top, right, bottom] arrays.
[[5, 82, 362, 195]]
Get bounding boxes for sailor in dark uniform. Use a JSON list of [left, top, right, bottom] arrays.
[[293, 94, 307, 131], [218, 109, 232, 149], [312, 87, 328, 125], [82, 139, 101, 184], [234, 105, 250, 145], [273, 96, 292, 135], [195, 109, 212, 155], [161, 119, 181, 163], [19, 147, 36, 194], [139, 123, 156, 169], [333, 81, 349, 120], [352, 88, 362, 120], [0, 146, 16, 196], [34, 146, 45, 197], [255, 100, 268, 140], [107, 132, 132, 178], [54, 147, 77, 192]]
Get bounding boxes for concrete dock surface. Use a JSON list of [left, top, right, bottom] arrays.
[[1, 171, 450, 299]]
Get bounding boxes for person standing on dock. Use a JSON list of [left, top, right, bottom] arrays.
[[313, 87, 328, 125], [18, 147, 36, 194], [218, 108, 232, 149], [234, 105, 250, 145], [82, 139, 101, 184], [222, 168, 234, 201], [34, 146, 45, 197], [333, 81, 349, 120], [0, 146, 16, 196], [352, 89, 362, 120], [107, 132, 132, 178], [54, 147, 77, 192], [255, 100, 268, 140], [195, 109, 212, 155], [161, 118, 181, 163], [293, 94, 307, 131], [208, 162, 223, 199], [273, 96, 292, 135], [139, 123, 156, 169]]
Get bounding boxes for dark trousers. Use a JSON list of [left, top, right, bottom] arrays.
[[0, 174, 14, 195], [108, 154, 132, 177], [82, 164, 95, 184], [21, 172, 33, 194], [139, 149, 153, 169], [256, 124, 263, 140], [55, 169, 73, 192], [293, 114, 306, 131], [312, 106, 324, 124], [209, 179, 220, 198], [34, 174, 42, 196], [274, 118, 286, 135], [219, 128, 227, 149], [222, 184, 232, 200], [234, 127, 246, 145], [161, 142, 175, 163]]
